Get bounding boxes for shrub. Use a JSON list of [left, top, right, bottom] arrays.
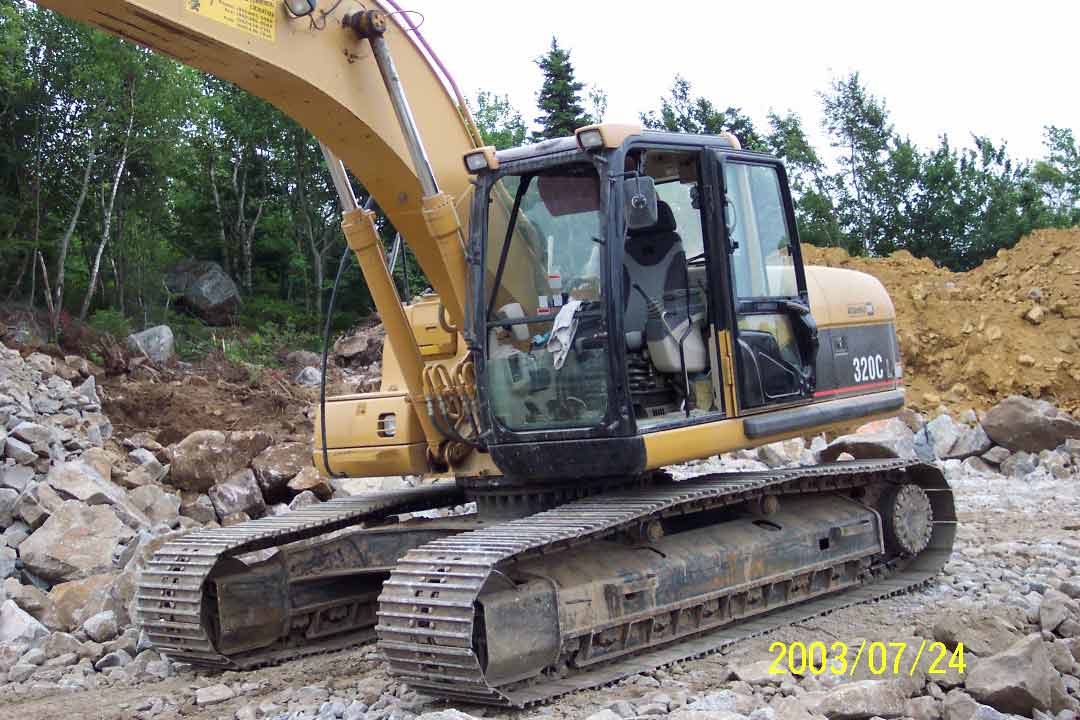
[[87, 309, 132, 339]]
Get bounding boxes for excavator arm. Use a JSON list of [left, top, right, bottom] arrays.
[[30, 0, 477, 323]]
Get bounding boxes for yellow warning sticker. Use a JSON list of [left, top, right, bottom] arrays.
[[184, 0, 277, 42]]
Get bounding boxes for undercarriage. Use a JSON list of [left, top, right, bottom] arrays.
[[137, 459, 955, 707]]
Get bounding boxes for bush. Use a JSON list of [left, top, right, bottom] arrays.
[[87, 309, 132, 339]]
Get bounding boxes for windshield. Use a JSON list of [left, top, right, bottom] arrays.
[[483, 165, 610, 432]]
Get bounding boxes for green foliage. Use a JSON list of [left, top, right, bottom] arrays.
[[87, 308, 131, 338], [532, 37, 591, 141], [223, 321, 320, 367], [470, 92, 526, 150], [642, 76, 767, 151]]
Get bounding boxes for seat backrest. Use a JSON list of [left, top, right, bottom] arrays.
[[623, 201, 686, 342]]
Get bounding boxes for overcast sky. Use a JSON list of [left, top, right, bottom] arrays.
[[410, 0, 1077, 163]]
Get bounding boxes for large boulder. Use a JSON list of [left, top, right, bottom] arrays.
[[208, 469, 266, 520], [945, 424, 993, 460], [126, 326, 175, 365], [933, 609, 1024, 657], [45, 573, 119, 631], [965, 633, 1055, 715], [807, 679, 908, 720], [925, 414, 964, 458], [333, 324, 385, 367], [168, 429, 273, 492], [45, 460, 124, 507], [18, 501, 134, 583], [166, 259, 241, 325], [127, 485, 181, 528], [982, 396, 1080, 453], [0, 599, 48, 646], [818, 418, 916, 462], [251, 443, 310, 501]]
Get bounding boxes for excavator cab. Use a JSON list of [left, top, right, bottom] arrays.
[[468, 129, 821, 482]]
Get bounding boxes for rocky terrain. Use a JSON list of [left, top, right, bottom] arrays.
[[0, 338, 1079, 720]]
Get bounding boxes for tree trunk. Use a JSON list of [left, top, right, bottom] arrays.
[[53, 137, 98, 334], [80, 108, 132, 321], [208, 147, 231, 275]]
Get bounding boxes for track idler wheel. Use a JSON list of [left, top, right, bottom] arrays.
[[882, 484, 933, 556]]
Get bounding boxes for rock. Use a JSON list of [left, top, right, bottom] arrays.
[[4, 579, 51, 621], [0, 488, 17, 526], [818, 419, 916, 462], [251, 443, 310, 500], [289, 490, 320, 510], [907, 696, 943, 720], [0, 599, 49, 645], [8, 663, 36, 682], [1042, 589, 1074, 633], [981, 446, 1011, 466], [933, 610, 1024, 657], [196, 682, 236, 706], [75, 376, 99, 404], [925, 414, 963, 458], [334, 326, 384, 366], [45, 460, 124, 506], [11, 421, 52, 446], [18, 501, 134, 583], [222, 511, 250, 526], [165, 260, 241, 325], [734, 659, 789, 685], [946, 424, 993, 459], [209, 469, 266, 520], [966, 633, 1054, 715], [120, 458, 167, 489], [127, 485, 181, 527], [295, 367, 323, 386], [94, 649, 131, 670], [1, 465, 34, 493], [82, 610, 119, 643], [126, 326, 175, 365], [6, 436, 37, 464], [1001, 451, 1038, 478], [16, 482, 66, 529], [809, 679, 908, 719], [179, 492, 216, 524], [288, 466, 333, 501], [42, 632, 87, 660], [962, 457, 997, 475], [942, 689, 1007, 720], [45, 574, 117, 631], [1048, 640, 1075, 674], [169, 429, 273, 492], [0, 546, 15, 578], [285, 350, 321, 368], [983, 396, 1080, 453]]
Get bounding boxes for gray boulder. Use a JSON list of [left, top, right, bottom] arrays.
[[817, 418, 916, 462], [208, 469, 266, 520], [946, 424, 993, 459], [126, 326, 175, 365], [18, 501, 134, 583], [965, 633, 1055, 715], [982, 396, 1080, 453], [1001, 451, 1038, 478], [45, 460, 124, 507], [808, 679, 908, 719], [252, 443, 310, 501], [926, 414, 964, 458], [169, 429, 273, 493], [295, 366, 323, 386], [0, 599, 49, 645], [166, 259, 240, 325]]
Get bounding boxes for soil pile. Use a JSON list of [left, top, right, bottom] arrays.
[[803, 227, 1080, 415]]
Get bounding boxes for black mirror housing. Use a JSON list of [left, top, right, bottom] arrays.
[[623, 176, 658, 231]]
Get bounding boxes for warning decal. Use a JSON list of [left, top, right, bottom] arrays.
[[184, 0, 277, 42]]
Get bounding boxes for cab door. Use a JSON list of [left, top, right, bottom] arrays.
[[710, 152, 818, 411]]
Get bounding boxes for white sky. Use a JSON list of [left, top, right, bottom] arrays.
[[412, 0, 1077, 163]]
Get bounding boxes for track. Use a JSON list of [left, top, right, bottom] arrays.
[[377, 459, 955, 707], [136, 483, 465, 668]]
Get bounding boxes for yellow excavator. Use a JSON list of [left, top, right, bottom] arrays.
[[32, 0, 955, 707]]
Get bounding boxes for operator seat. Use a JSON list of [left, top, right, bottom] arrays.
[[623, 200, 687, 350]]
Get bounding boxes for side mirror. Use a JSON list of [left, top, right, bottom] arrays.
[[623, 176, 658, 231]]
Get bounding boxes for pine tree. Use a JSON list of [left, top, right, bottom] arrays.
[[532, 37, 590, 141]]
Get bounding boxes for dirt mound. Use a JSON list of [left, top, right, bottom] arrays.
[[803, 227, 1080, 415]]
